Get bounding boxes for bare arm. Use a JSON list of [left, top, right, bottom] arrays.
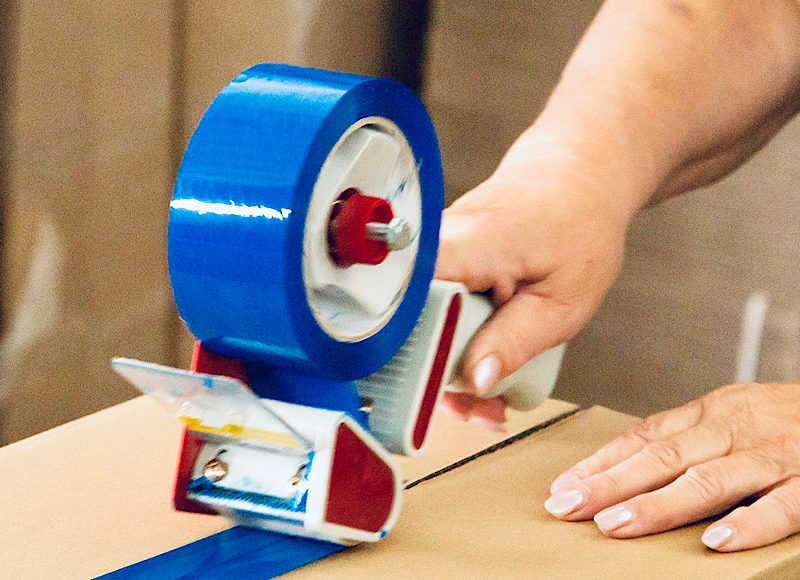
[[504, 0, 800, 209], [439, 0, 800, 398]]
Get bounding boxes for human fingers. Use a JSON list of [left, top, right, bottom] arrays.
[[458, 289, 577, 396], [465, 397, 507, 432], [550, 400, 704, 493], [433, 213, 479, 289], [441, 391, 474, 419], [440, 392, 506, 431], [592, 451, 785, 538], [434, 209, 518, 299], [546, 420, 729, 520], [701, 477, 800, 552]]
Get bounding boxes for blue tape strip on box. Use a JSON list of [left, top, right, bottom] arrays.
[[95, 527, 343, 580]]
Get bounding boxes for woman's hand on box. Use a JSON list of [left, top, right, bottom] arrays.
[[546, 382, 800, 551]]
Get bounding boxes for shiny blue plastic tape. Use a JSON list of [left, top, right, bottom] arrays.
[[95, 527, 344, 580], [244, 363, 369, 428], [168, 64, 443, 381]]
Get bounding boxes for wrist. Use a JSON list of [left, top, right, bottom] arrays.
[[492, 115, 659, 229]]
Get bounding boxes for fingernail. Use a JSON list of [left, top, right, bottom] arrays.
[[544, 489, 585, 517], [594, 506, 635, 531], [468, 414, 506, 433], [550, 470, 585, 493], [473, 356, 501, 394], [702, 525, 733, 550], [445, 408, 469, 422]]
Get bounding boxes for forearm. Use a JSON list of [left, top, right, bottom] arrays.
[[497, 0, 800, 217]]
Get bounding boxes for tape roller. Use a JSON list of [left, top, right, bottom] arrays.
[[112, 64, 565, 545]]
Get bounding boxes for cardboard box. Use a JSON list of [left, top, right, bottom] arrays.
[[3, 397, 800, 578]]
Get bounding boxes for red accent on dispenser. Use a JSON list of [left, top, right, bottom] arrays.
[[413, 293, 462, 451], [329, 189, 393, 266], [325, 423, 396, 533]]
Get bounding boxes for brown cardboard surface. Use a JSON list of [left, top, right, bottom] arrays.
[[0, 396, 574, 578], [3, 397, 800, 578], [2, 397, 230, 579], [289, 407, 800, 580], [398, 398, 578, 482]]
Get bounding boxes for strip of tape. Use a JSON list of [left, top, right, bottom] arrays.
[[94, 527, 343, 580]]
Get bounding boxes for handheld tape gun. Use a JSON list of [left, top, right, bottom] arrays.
[[113, 64, 566, 545]]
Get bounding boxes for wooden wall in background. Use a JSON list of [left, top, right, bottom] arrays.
[[560, 122, 800, 416], [0, 3, 10, 336], [2, 1, 799, 442]]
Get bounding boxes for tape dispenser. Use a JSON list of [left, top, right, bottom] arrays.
[[112, 64, 566, 545]]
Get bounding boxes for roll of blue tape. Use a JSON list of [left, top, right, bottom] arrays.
[[168, 64, 443, 380]]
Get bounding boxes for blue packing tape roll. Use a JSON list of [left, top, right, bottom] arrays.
[[168, 64, 443, 381], [244, 363, 369, 427]]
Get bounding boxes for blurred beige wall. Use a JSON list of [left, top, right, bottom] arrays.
[[3, 1, 175, 443], [2, 1, 799, 442]]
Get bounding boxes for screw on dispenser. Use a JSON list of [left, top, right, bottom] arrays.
[[203, 452, 229, 483], [366, 218, 412, 251]]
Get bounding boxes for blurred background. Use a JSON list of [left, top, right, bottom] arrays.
[[1, 0, 799, 444]]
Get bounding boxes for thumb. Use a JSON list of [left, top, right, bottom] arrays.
[[460, 289, 574, 395]]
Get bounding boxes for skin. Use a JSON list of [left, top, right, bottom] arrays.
[[434, 0, 800, 552]]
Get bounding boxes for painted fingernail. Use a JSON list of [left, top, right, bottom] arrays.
[[473, 356, 501, 394], [594, 506, 635, 531], [544, 489, 585, 517], [702, 525, 733, 550]]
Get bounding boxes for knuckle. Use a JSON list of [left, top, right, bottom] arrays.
[[592, 470, 624, 498], [681, 465, 728, 504], [618, 430, 649, 451], [767, 433, 800, 464], [701, 383, 743, 410], [752, 445, 794, 482], [640, 441, 685, 473], [638, 414, 661, 435], [699, 384, 760, 438], [769, 488, 800, 529], [623, 418, 660, 446]]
